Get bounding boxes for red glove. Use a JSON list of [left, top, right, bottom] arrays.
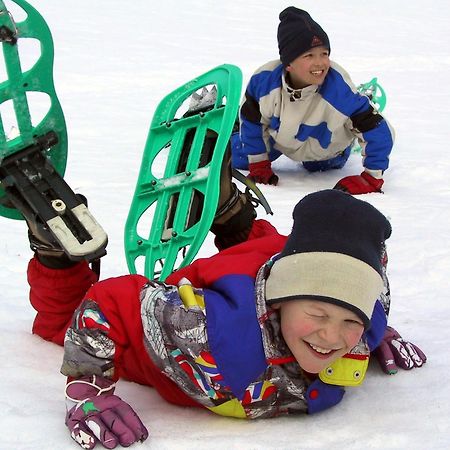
[[334, 171, 383, 194], [248, 160, 279, 185]]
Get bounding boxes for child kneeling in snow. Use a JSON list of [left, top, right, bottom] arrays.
[[26, 188, 425, 449], [232, 6, 395, 194]]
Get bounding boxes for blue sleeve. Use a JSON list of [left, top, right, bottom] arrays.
[[365, 300, 388, 351], [240, 65, 283, 157], [360, 121, 393, 171], [321, 68, 394, 172]]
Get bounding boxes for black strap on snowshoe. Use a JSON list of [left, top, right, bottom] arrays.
[[231, 168, 273, 215]]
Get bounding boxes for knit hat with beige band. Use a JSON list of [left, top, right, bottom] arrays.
[[265, 190, 392, 329]]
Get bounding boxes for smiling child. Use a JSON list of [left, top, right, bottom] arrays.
[[25, 187, 425, 449], [231, 7, 395, 194]]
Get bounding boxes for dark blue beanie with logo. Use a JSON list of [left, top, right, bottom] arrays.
[[277, 7, 331, 67]]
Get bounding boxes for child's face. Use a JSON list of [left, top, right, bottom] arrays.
[[286, 46, 330, 89], [273, 299, 365, 374]]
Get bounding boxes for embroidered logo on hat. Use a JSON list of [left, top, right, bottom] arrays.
[[311, 35, 324, 47]]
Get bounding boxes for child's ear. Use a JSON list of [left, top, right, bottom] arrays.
[[286, 65, 292, 72], [270, 302, 281, 310]]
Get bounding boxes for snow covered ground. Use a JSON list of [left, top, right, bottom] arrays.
[[1, 0, 449, 449]]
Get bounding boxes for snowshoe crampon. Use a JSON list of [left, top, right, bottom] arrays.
[[0, 0, 107, 261], [124, 64, 242, 281]]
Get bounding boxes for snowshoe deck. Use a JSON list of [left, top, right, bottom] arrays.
[[124, 64, 242, 280]]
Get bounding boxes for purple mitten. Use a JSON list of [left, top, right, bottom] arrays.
[[374, 326, 427, 375], [65, 375, 149, 449]]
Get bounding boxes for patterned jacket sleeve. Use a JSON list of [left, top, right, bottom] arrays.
[[60, 274, 149, 381]]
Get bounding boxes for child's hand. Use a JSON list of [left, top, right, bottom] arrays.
[[65, 376, 149, 449], [373, 326, 427, 375], [334, 171, 383, 194], [248, 160, 279, 185]]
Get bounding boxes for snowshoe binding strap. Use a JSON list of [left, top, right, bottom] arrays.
[[231, 168, 273, 215]]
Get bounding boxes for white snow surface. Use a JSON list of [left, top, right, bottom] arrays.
[[1, 0, 449, 449]]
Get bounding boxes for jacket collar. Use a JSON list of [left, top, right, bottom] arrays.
[[282, 71, 319, 102]]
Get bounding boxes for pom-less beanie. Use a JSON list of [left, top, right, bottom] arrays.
[[265, 190, 392, 329], [277, 7, 330, 67]]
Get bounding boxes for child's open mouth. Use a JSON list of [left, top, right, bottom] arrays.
[[306, 342, 338, 358]]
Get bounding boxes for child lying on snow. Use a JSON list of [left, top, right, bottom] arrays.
[[25, 174, 425, 449]]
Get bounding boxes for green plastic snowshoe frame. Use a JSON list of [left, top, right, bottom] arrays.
[[0, 0, 67, 220], [124, 64, 242, 281]]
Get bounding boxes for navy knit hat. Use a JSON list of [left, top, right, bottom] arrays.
[[277, 7, 330, 67], [265, 190, 392, 328]]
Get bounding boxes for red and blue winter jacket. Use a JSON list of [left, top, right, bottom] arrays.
[[28, 220, 388, 418]]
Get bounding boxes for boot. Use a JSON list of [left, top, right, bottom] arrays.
[[210, 147, 256, 250]]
